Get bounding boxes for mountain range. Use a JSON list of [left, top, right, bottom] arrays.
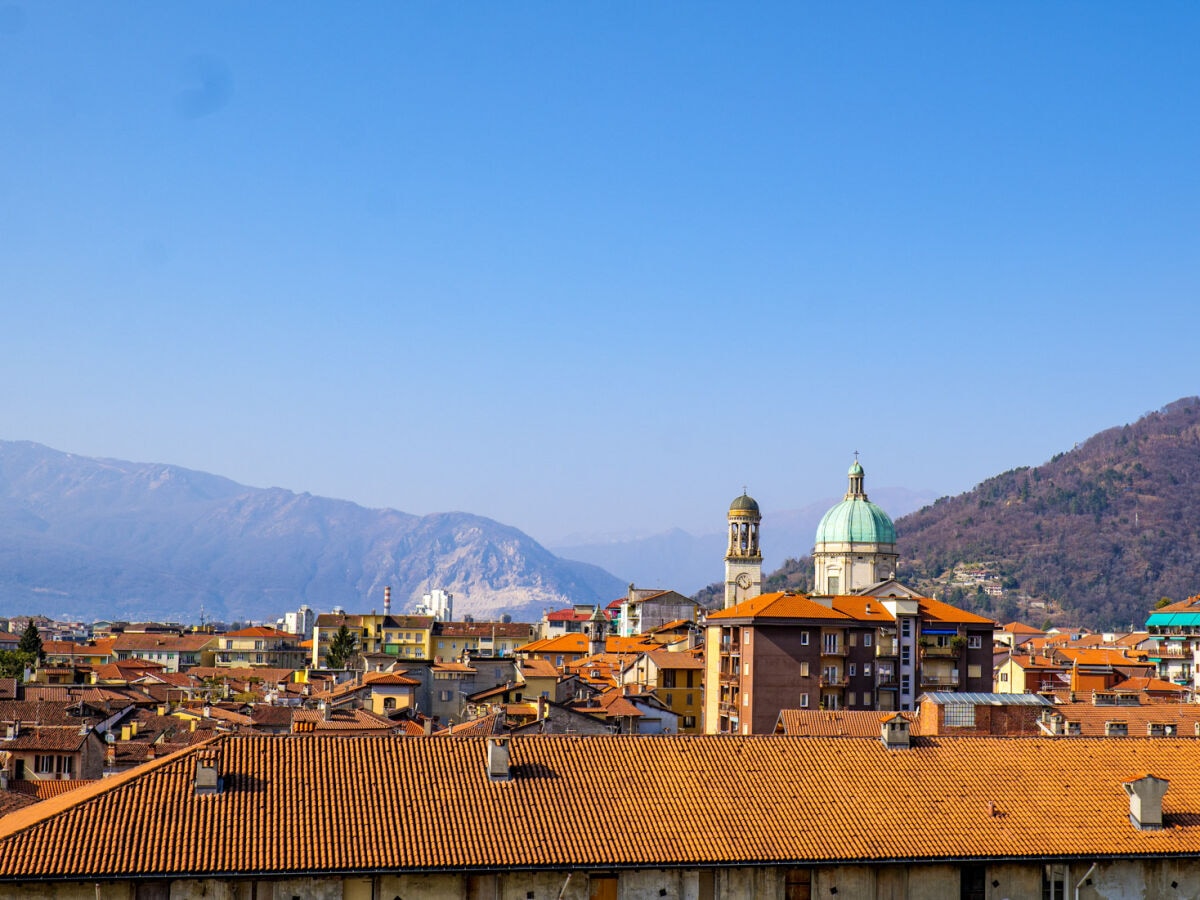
[[4, 398, 1198, 631], [895, 398, 1200, 630], [0, 442, 624, 625], [734, 398, 1200, 632], [549, 487, 937, 595]]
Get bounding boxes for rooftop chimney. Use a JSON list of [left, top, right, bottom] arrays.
[[1123, 774, 1168, 830], [486, 736, 512, 781], [194, 748, 222, 795], [881, 713, 911, 750]]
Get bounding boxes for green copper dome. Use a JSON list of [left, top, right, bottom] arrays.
[[814, 498, 896, 546], [814, 458, 895, 545], [729, 492, 760, 514]]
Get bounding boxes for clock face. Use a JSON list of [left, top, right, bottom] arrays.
[[735, 572, 753, 589]]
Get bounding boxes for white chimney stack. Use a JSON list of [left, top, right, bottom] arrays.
[[486, 736, 512, 781], [1123, 774, 1168, 830]]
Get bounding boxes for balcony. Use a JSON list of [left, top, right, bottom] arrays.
[[920, 644, 959, 658], [820, 645, 849, 658], [819, 675, 849, 688], [1147, 642, 1192, 659], [920, 673, 960, 687], [875, 640, 896, 658]]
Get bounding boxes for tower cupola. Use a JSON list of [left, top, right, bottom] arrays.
[[724, 490, 763, 608]]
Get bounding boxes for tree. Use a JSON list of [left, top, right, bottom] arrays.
[[0, 650, 36, 681], [325, 625, 358, 670], [18, 622, 44, 663]]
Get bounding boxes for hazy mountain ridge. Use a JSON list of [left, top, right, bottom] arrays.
[[553, 487, 938, 595], [0, 442, 625, 623]]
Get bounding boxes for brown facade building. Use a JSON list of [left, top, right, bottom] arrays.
[[705, 590, 995, 734]]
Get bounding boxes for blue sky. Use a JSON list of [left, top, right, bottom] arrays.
[[1, 3, 1197, 544]]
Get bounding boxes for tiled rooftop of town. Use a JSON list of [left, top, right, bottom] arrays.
[[3, 733, 1200, 879]]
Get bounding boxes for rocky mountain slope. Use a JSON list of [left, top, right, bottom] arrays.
[[0, 442, 624, 624], [735, 399, 1200, 631]]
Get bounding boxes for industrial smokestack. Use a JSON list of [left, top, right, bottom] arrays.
[[384, 586, 392, 615]]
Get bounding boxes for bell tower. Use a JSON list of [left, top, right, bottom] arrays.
[[724, 490, 763, 608]]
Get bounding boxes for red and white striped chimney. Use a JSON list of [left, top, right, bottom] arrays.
[[384, 586, 391, 615]]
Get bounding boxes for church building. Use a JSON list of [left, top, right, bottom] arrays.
[[812, 459, 899, 594]]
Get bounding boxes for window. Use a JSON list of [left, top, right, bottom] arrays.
[[848, 633, 856, 647], [968, 664, 983, 679], [864, 691, 872, 706], [1000, 671, 1009, 682], [743, 693, 749, 706], [743, 629, 751, 644], [383, 697, 396, 710], [848, 692, 856, 706], [864, 633, 872, 647], [828, 576, 839, 594], [944, 704, 976, 727], [682, 716, 696, 728], [799, 661, 810, 677], [799, 693, 809, 708], [686, 693, 693, 705], [901, 674, 911, 693], [901, 619, 911, 637], [968, 635, 982, 649], [686, 670, 695, 688], [1043, 864, 1067, 900], [900, 646, 911, 665], [848, 663, 856, 677], [35, 755, 54, 774], [439, 690, 452, 703], [823, 633, 838, 654], [864, 663, 872, 677], [56, 756, 72, 776], [800, 632, 809, 646]]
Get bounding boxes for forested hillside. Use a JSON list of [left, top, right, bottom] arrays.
[[706, 399, 1200, 631], [897, 398, 1200, 629]]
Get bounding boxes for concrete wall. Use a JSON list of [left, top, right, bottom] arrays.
[[13, 860, 1200, 899]]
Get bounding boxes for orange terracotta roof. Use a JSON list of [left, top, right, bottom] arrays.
[[918, 596, 996, 626], [518, 634, 587, 653], [1001, 622, 1046, 634], [8, 780, 99, 800], [517, 658, 559, 679], [1116, 677, 1188, 694], [7, 734, 1200, 877], [446, 713, 504, 736], [1153, 595, 1200, 614], [362, 672, 420, 687], [1058, 648, 1150, 666], [776, 710, 921, 737], [707, 592, 852, 621], [0, 791, 39, 816], [1047, 700, 1200, 736], [2, 726, 91, 752], [643, 649, 704, 670], [223, 627, 299, 639], [828, 596, 897, 623]]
